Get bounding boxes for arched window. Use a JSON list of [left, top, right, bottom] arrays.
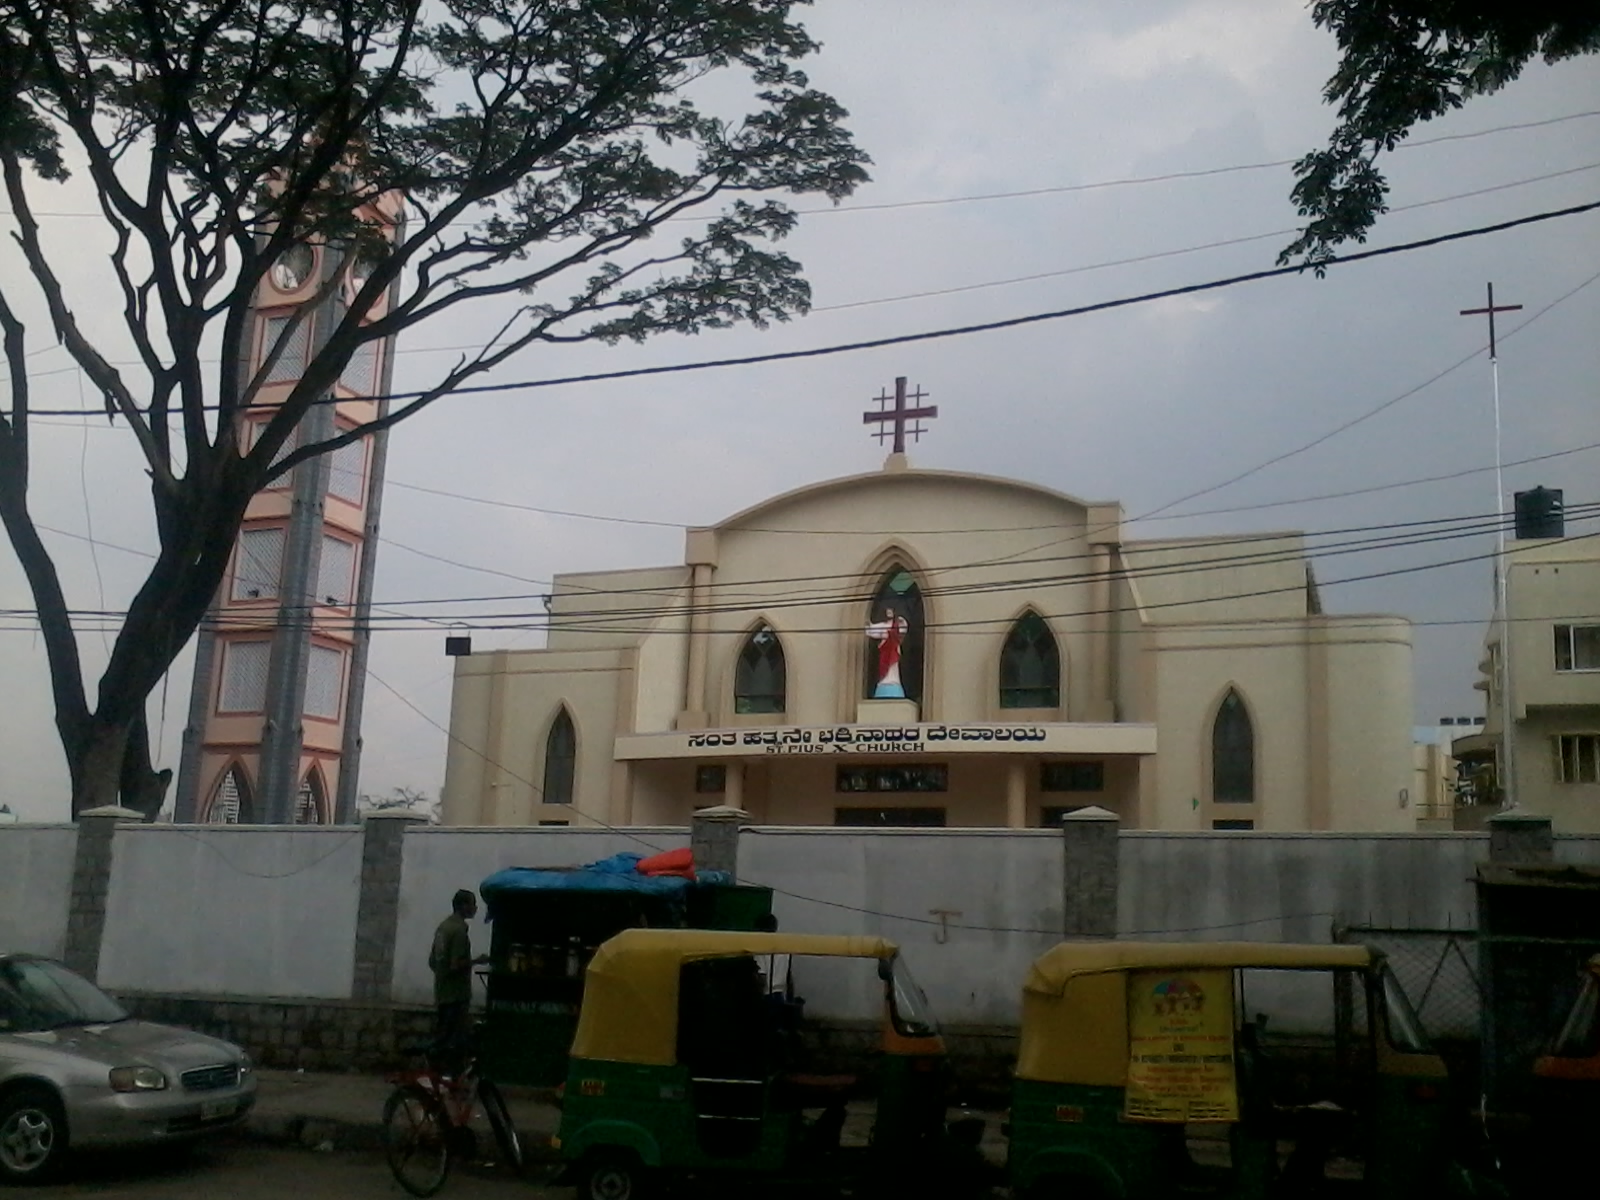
[[1212, 689, 1255, 805], [294, 768, 327, 825], [999, 611, 1060, 708], [863, 565, 925, 701], [735, 625, 786, 714], [543, 708, 577, 808], [207, 764, 253, 824]]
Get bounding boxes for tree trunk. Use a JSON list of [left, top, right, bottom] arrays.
[[69, 718, 134, 815]]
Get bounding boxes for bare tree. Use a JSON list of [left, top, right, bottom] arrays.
[[0, 1, 867, 816]]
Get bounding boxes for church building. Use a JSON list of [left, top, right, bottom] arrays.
[[442, 382, 1417, 832]]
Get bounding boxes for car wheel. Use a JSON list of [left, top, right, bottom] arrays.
[[581, 1151, 654, 1200], [0, 1086, 68, 1183]]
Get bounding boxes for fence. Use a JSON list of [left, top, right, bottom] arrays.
[[1335, 924, 1483, 1042]]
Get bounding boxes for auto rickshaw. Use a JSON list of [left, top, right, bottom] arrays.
[[1528, 953, 1600, 1191], [1009, 941, 1489, 1199], [553, 928, 985, 1198]]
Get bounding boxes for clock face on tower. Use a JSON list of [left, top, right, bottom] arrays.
[[270, 243, 315, 292]]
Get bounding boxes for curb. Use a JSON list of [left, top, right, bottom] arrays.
[[242, 1108, 561, 1162]]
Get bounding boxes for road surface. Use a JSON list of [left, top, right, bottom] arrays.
[[29, 1137, 559, 1199]]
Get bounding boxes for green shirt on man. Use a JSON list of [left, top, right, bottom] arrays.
[[429, 913, 473, 1005]]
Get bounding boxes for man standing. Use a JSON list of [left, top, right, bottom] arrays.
[[429, 889, 485, 1072]]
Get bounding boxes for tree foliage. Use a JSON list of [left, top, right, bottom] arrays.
[[1282, 1, 1600, 267], [0, 0, 867, 817]]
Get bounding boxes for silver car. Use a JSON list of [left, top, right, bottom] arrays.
[[0, 954, 257, 1182]]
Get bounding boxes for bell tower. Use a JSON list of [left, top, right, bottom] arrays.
[[173, 193, 404, 824]]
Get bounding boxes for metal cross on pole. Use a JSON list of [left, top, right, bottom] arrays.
[[863, 376, 937, 454], [1459, 282, 1523, 810]]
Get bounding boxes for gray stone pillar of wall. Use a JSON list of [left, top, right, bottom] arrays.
[[351, 810, 427, 1001], [691, 805, 749, 881], [1061, 806, 1120, 938], [64, 806, 141, 981], [1486, 809, 1554, 865]]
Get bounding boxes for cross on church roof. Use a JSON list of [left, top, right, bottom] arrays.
[[862, 376, 937, 454]]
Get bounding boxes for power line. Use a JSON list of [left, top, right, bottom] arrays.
[[14, 200, 1600, 419]]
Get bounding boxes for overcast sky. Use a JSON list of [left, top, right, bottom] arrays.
[[3, 1, 1598, 822]]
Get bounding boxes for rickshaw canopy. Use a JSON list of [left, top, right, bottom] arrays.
[[570, 929, 898, 1067], [1018, 941, 1376, 1086]]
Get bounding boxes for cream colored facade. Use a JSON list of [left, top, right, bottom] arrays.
[[443, 459, 1417, 830], [1456, 533, 1600, 832]]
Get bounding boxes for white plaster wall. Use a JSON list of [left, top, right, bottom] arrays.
[[739, 828, 1064, 1028], [1120, 832, 1488, 943], [1323, 622, 1415, 831], [97, 826, 363, 998], [0, 826, 78, 959], [392, 826, 689, 1004]]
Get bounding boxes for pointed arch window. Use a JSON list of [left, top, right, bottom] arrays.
[[863, 565, 925, 702], [1212, 689, 1255, 805], [999, 611, 1060, 708], [207, 764, 253, 824], [295, 768, 327, 825], [543, 708, 577, 808], [735, 625, 787, 714]]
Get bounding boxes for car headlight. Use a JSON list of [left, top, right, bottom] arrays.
[[238, 1053, 253, 1076], [109, 1065, 168, 1092]]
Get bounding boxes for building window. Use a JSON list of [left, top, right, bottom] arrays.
[[339, 340, 381, 395], [1000, 611, 1060, 708], [1213, 819, 1255, 831], [231, 526, 285, 602], [543, 709, 577, 807], [1555, 625, 1600, 672], [836, 764, 947, 793], [294, 769, 327, 824], [834, 806, 946, 827], [1039, 805, 1086, 827], [695, 765, 726, 794], [1555, 734, 1600, 784], [207, 764, 253, 824], [1041, 761, 1105, 793], [327, 434, 368, 504], [1212, 689, 1255, 804], [734, 625, 786, 714], [316, 535, 358, 607], [305, 645, 344, 719], [260, 314, 310, 384], [219, 640, 272, 713], [864, 565, 925, 702]]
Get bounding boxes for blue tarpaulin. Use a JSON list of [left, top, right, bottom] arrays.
[[479, 853, 732, 918]]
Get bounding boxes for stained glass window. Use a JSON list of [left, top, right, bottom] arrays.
[[1212, 689, 1255, 804], [734, 625, 786, 714], [543, 709, 577, 808], [1000, 611, 1061, 708]]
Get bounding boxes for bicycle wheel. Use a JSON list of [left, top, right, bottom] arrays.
[[383, 1084, 453, 1197], [477, 1080, 525, 1175]]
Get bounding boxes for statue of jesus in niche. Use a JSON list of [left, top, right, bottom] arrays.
[[865, 607, 910, 699]]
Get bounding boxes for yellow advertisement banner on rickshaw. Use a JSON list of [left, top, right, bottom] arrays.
[[1124, 968, 1238, 1123]]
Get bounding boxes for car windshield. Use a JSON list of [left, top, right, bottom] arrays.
[[884, 954, 939, 1038], [1380, 966, 1432, 1054], [1549, 975, 1600, 1059], [0, 958, 128, 1032]]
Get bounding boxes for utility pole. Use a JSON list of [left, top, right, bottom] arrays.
[[1459, 283, 1523, 810]]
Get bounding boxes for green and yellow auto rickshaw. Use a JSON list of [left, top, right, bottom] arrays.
[[553, 928, 984, 1198], [1008, 941, 1486, 1199], [1528, 953, 1600, 1191]]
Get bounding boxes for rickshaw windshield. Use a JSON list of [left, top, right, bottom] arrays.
[[1549, 975, 1600, 1059], [1380, 965, 1432, 1054], [883, 954, 939, 1038]]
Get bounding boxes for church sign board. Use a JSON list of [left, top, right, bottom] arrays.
[[613, 722, 1156, 761]]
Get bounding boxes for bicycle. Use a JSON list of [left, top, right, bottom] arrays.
[[382, 1042, 523, 1197]]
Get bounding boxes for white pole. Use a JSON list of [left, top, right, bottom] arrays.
[[1491, 348, 1516, 811]]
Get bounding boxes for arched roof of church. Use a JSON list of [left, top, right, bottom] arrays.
[[705, 466, 1111, 533]]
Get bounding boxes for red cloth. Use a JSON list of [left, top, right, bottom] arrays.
[[637, 847, 696, 879]]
